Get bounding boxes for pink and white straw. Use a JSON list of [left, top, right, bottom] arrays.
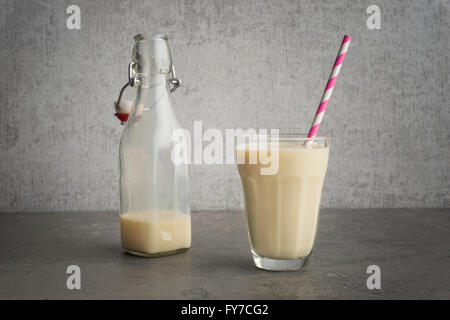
[[307, 35, 351, 140]]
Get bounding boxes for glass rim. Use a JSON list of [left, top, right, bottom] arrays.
[[134, 33, 168, 42], [238, 133, 330, 141]]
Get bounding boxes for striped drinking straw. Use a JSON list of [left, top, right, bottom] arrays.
[[307, 35, 351, 143]]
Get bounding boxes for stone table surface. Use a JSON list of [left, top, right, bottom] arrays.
[[0, 209, 449, 300]]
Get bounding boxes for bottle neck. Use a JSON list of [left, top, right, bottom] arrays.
[[136, 73, 167, 89], [130, 73, 178, 134], [134, 72, 173, 111]]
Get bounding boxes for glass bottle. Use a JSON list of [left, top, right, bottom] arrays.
[[116, 34, 190, 257]]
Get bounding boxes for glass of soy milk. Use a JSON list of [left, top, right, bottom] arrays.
[[236, 134, 330, 271]]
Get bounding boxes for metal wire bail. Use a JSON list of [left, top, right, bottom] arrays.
[[116, 61, 181, 112], [115, 62, 137, 111], [167, 65, 181, 93]]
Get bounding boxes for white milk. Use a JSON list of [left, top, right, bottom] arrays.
[[237, 143, 329, 259], [120, 210, 191, 256]]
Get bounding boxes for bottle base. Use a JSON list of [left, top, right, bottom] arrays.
[[252, 250, 311, 271], [122, 247, 190, 258]]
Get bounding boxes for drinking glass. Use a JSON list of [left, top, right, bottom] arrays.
[[236, 134, 330, 271]]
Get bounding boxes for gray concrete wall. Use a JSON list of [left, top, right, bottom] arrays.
[[0, 0, 449, 212]]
